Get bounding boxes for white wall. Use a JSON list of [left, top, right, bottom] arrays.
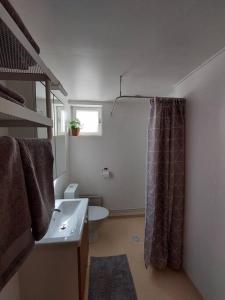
[[174, 50, 225, 300], [69, 100, 149, 210]]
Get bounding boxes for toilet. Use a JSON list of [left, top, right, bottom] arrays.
[[64, 183, 109, 241], [88, 205, 109, 242]]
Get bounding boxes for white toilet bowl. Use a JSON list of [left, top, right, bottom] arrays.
[[88, 206, 109, 242], [88, 206, 109, 222]]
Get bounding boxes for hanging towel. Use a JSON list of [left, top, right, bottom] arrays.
[[0, 137, 34, 291], [0, 0, 40, 54], [0, 83, 26, 106], [17, 138, 55, 241], [0, 0, 40, 71], [0, 20, 37, 70]]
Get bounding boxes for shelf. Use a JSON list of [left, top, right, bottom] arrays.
[[0, 2, 68, 97], [0, 96, 52, 127]]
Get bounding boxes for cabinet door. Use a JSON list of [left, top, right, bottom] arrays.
[[78, 220, 89, 300]]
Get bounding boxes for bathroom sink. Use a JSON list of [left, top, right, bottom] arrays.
[[37, 198, 88, 245]]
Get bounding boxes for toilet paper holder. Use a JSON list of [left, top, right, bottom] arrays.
[[101, 167, 111, 178]]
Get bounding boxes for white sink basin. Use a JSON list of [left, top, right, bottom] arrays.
[[38, 198, 88, 245]]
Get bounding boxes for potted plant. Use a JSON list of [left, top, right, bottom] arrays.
[[69, 119, 81, 136]]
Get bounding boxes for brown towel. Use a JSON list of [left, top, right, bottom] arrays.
[[0, 83, 25, 106], [17, 139, 55, 241], [0, 137, 34, 291], [0, 0, 40, 54], [0, 20, 37, 70]]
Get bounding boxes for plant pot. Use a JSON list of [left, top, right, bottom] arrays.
[[71, 128, 80, 136]]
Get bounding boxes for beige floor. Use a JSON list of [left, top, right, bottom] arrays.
[[84, 216, 202, 300]]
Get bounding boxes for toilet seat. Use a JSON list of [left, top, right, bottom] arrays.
[[88, 206, 109, 222]]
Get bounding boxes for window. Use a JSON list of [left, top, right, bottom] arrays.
[[71, 105, 102, 136]]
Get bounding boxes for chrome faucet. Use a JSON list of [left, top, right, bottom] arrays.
[[54, 208, 61, 213]]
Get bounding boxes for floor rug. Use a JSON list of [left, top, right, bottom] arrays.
[[88, 254, 137, 300]]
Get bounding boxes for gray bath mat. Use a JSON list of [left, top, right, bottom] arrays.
[[88, 254, 137, 300]]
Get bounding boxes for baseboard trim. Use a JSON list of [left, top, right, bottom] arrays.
[[109, 208, 145, 218]]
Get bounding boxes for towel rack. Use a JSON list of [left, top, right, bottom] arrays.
[[0, 2, 67, 96], [0, 1, 68, 139]]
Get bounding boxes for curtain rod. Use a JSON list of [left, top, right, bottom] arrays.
[[110, 95, 155, 116], [110, 74, 156, 115], [116, 95, 155, 99]]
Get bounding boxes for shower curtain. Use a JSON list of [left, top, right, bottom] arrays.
[[144, 97, 185, 270]]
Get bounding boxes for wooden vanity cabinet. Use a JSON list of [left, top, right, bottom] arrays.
[[19, 220, 89, 300], [78, 220, 89, 300]]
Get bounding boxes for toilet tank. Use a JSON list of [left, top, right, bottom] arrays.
[[64, 183, 79, 199]]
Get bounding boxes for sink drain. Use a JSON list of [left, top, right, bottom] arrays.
[[60, 224, 67, 230]]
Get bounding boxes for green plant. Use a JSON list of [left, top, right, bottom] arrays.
[[69, 119, 81, 129]]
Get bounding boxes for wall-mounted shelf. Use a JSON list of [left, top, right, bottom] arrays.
[[0, 0, 68, 138], [0, 2, 68, 97], [0, 96, 52, 128]]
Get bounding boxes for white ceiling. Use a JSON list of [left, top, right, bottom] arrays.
[[11, 0, 225, 100]]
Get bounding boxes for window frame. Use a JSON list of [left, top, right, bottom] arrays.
[[71, 105, 102, 136]]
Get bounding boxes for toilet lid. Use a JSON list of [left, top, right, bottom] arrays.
[[88, 206, 109, 221]]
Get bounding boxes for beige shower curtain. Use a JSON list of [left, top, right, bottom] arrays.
[[144, 97, 185, 270]]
